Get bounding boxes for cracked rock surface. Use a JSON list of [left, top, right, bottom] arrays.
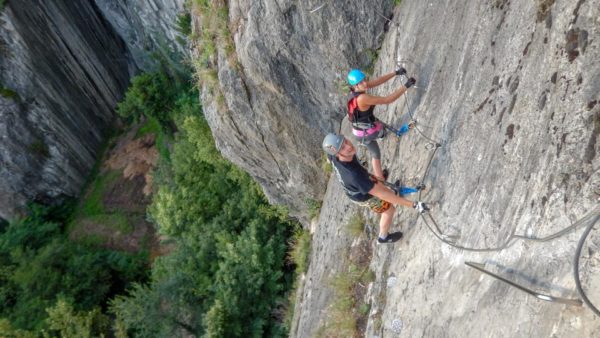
[[292, 0, 600, 337], [196, 0, 394, 222], [0, 0, 184, 220]]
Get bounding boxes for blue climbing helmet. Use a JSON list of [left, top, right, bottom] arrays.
[[347, 69, 366, 86]]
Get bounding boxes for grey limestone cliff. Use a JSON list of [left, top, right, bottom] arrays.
[[0, 1, 132, 220], [194, 0, 394, 221], [94, 0, 185, 71], [0, 0, 185, 220], [292, 0, 600, 337]]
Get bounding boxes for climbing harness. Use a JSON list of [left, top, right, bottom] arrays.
[[347, 91, 417, 150]]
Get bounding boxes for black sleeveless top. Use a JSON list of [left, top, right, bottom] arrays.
[[351, 92, 376, 128]]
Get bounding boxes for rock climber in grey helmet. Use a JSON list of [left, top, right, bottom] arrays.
[[322, 133, 429, 244]]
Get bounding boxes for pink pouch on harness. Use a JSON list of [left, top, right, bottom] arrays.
[[352, 121, 383, 137]]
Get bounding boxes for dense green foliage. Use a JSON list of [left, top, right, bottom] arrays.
[[111, 97, 295, 336], [116, 70, 180, 129], [288, 228, 311, 275], [137, 116, 172, 162], [118, 62, 198, 155], [176, 12, 192, 37], [45, 299, 111, 338], [109, 52, 299, 336], [1, 46, 299, 336], [0, 204, 147, 335]]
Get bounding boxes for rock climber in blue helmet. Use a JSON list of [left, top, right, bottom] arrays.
[[346, 67, 416, 181]]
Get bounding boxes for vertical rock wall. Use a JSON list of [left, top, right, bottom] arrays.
[[196, 0, 394, 221], [293, 0, 600, 336], [0, 1, 132, 220], [0, 0, 186, 220], [94, 0, 185, 71]]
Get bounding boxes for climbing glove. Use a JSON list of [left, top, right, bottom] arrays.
[[413, 201, 430, 214], [404, 77, 416, 88], [395, 66, 407, 76]]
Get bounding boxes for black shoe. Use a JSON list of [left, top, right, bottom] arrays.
[[416, 183, 426, 191], [377, 231, 403, 244], [383, 169, 389, 181]]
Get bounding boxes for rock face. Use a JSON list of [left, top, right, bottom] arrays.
[[0, 1, 132, 220], [0, 0, 184, 220], [0, 0, 597, 333], [292, 0, 600, 337], [196, 1, 394, 221], [94, 0, 185, 70]]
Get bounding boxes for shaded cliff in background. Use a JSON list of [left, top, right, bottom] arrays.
[[0, 0, 388, 223], [0, 0, 183, 220], [191, 1, 394, 221], [0, 1, 130, 220], [95, 0, 185, 71]]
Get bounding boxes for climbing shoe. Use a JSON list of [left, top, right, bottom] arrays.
[[377, 231, 403, 244], [383, 168, 389, 181], [415, 183, 426, 191]]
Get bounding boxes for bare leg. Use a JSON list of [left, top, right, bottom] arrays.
[[372, 158, 384, 181], [378, 205, 396, 238]]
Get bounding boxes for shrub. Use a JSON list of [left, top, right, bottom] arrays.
[[0, 204, 148, 332], [0, 86, 19, 101], [176, 12, 192, 37], [346, 213, 366, 237], [305, 198, 322, 221], [288, 227, 311, 274], [116, 71, 178, 128], [321, 152, 333, 175]]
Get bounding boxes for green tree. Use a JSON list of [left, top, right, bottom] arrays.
[[45, 299, 110, 338], [116, 71, 178, 128], [110, 283, 168, 337], [0, 318, 37, 338], [0, 204, 148, 332], [114, 103, 294, 336], [203, 300, 226, 338]]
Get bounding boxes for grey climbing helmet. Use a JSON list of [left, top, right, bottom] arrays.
[[322, 133, 344, 156]]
